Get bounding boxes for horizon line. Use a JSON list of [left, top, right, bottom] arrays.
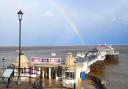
[[0, 44, 128, 47]]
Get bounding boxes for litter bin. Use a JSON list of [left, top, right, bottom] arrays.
[[80, 71, 86, 80]]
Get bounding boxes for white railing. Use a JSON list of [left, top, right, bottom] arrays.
[[87, 58, 98, 67]]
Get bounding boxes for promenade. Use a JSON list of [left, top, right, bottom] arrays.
[[0, 77, 97, 89]]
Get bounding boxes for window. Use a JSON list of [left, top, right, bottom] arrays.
[[65, 72, 74, 79]]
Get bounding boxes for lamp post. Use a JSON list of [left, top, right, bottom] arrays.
[[2, 58, 5, 83], [74, 61, 77, 89], [2, 58, 5, 73], [17, 10, 23, 84]]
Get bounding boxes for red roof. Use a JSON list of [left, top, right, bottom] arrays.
[[96, 45, 109, 49]]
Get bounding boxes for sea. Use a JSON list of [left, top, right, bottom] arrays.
[[0, 45, 128, 89]]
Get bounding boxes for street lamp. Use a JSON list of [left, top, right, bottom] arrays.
[[17, 10, 23, 84], [2, 58, 5, 73], [2, 58, 5, 83], [74, 61, 77, 89]]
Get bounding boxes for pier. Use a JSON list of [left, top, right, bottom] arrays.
[[0, 45, 119, 89]]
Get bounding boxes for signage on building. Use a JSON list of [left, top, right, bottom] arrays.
[[31, 57, 61, 65]]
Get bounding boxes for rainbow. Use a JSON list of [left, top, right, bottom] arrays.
[[51, 0, 85, 44]]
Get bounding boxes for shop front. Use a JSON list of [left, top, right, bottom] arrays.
[[31, 57, 62, 80]]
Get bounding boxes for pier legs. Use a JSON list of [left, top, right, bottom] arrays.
[[89, 54, 119, 76], [89, 61, 105, 75], [105, 55, 119, 64]]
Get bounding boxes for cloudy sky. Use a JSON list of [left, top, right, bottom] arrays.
[[0, 0, 128, 46]]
